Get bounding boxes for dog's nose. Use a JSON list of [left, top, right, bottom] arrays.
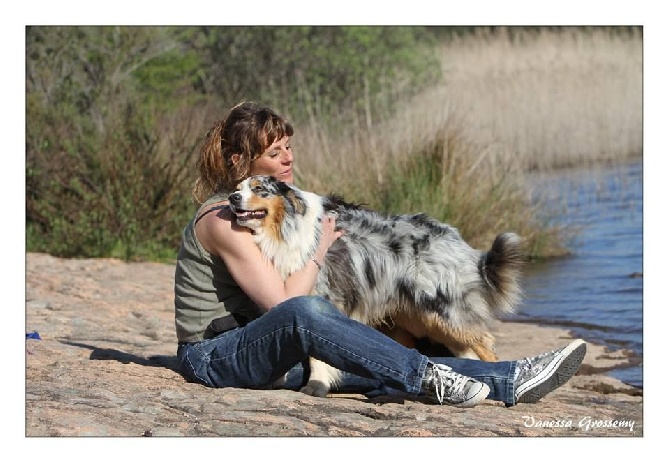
[[229, 193, 241, 205]]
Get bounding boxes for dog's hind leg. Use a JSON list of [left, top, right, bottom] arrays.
[[300, 358, 342, 397], [450, 330, 497, 362], [391, 311, 499, 362], [376, 318, 418, 349], [427, 322, 498, 362], [433, 327, 498, 362]]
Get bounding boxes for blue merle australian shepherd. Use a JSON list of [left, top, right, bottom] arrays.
[[228, 175, 524, 397]]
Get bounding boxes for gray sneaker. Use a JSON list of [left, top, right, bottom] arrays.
[[513, 339, 587, 404], [422, 363, 490, 408]]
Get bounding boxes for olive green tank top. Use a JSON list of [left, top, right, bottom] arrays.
[[174, 191, 261, 342]]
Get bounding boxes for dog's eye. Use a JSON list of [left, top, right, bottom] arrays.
[[252, 185, 264, 193]]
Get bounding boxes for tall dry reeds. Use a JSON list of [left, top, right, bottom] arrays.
[[436, 27, 642, 170], [292, 27, 642, 256]]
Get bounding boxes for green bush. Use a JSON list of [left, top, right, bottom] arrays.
[[25, 26, 445, 261], [177, 26, 441, 126], [26, 99, 197, 261]]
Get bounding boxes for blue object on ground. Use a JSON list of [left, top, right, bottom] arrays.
[[26, 331, 41, 340]]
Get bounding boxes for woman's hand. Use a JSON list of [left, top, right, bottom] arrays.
[[313, 214, 345, 264]]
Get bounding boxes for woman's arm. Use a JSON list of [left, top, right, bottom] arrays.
[[196, 206, 343, 312]]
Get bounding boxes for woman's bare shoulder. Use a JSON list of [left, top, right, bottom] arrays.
[[196, 202, 254, 253]]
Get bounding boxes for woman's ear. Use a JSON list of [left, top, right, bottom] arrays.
[[231, 154, 241, 166]]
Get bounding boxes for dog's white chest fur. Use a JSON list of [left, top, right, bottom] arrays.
[[253, 191, 325, 279]]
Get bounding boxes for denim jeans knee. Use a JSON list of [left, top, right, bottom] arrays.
[[273, 295, 345, 326]]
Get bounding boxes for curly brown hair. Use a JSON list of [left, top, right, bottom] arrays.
[[193, 102, 294, 203]]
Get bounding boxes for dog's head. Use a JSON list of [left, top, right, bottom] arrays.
[[228, 175, 307, 233]]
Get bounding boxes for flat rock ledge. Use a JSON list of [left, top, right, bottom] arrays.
[[25, 253, 643, 437]]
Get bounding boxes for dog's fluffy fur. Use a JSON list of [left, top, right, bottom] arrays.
[[229, 175, 524, 397]]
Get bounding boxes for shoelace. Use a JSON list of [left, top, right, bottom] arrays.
[[431, 365, 469, 404], [515, 347, 562, 383]]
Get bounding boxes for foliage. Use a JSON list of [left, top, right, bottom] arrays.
[[28, 26, 619, 261], [26, 26, 443, 261], [178, 26, 441, 126], [26, 26, 200, 261]]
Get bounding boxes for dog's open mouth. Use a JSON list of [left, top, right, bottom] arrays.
[[232, 208, 267, 220]]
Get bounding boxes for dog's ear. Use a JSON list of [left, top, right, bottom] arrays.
[[287, 190, 306, 215], [323, 196, 339, 214], [325, 193, 367, 212], [275, 181, 306, 215], [273, 178, 292, 195]]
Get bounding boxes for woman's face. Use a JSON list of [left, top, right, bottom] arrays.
[[249, 136, 294, 184]]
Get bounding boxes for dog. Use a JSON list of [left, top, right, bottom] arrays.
[[228, 175, 524, 397]]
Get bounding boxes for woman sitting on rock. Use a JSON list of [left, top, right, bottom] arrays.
[[174, 101, 587, 408]]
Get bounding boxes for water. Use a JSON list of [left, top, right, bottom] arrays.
[[510, 160, 643, 388]]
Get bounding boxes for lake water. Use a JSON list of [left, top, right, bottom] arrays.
[[509, 160, 643, 388]]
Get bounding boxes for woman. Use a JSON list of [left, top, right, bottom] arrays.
[[174, 101, 587, 408]]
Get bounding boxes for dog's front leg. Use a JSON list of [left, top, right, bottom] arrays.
[[299, 358, 342, 397]]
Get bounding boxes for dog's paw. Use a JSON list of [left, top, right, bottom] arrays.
[[299, 380, 330, 397]]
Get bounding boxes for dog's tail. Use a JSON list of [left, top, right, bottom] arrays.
[[479, 232, 525, 315]]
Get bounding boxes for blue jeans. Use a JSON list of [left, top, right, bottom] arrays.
[[177, 295, 517, 405]]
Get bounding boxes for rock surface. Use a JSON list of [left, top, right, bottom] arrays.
[[25, 253, 643, 437]]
